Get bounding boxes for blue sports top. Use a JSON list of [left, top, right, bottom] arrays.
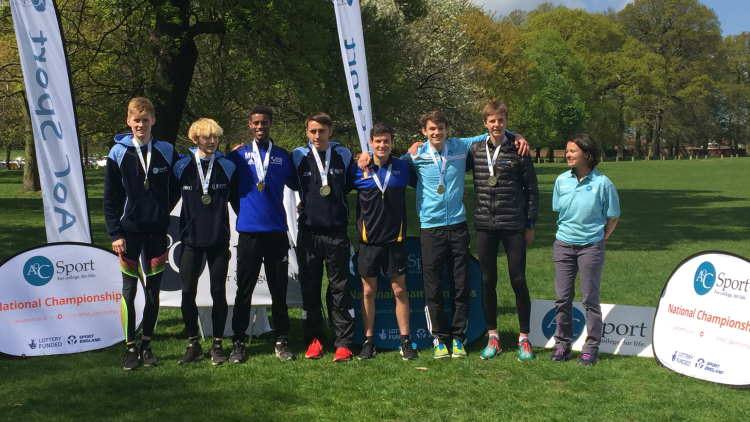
[[226, 140, 298, 233], [404, 134, 485, 228], [552, 167, 620, 245]]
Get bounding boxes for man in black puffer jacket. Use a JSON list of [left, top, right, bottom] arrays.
[[466, 101, 539, 362]]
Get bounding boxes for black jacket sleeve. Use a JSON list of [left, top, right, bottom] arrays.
[[519, 155, 540, 223], [168, 149, 182, 212], [103, 157, 125, 241]]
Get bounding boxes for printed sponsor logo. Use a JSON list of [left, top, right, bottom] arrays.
[[671, 350, 693, 366], [182, 186, 192, 190], [29, 336, 63, 350], [415, 328, 429, 339], [153, 166, 169, 174], [32, 0, 46, 12], [694, 357, 724, 374], [271, 157, 283, 165], [67, 335, 77, 345], [694, 262, 716, 295], [211, 183, 227, 189], [23, 256, 54, 286], [541, 307, 585, 341]]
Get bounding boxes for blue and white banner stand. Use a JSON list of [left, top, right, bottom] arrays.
[[10, 0, 91, 242], [0, 243, 144, 356], [653, 251, 750, 387], [349, 238, 486, 349], [332, 0, 373, 152]]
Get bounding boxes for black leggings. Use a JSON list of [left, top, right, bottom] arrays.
[[476, 229, 531, 334], [179, 246, 230, 338], [119, 232, 167, 343]]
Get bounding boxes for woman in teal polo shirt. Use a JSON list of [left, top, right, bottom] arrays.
[[550, 134, 620, 366]]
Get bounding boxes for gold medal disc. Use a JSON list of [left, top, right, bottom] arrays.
[[488, 176, 498, 186], [257, 181, 265, 192], [201, 194, 212, 205], [143, 179, 150, 190], [437, 185, 445, 194], [320, 185, 331, 196]]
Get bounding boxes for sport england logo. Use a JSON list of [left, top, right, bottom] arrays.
[[67, 335, 77, 345], [415, 328, 429, 339], [541, 307, 586, 341], [23, 256, 54, 286], [694, 261, 716, 295]]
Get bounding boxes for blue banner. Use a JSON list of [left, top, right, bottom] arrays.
[[349, 237, 486, 349]]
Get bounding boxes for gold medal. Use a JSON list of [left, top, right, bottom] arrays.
[[143, 179, 149, 190], [437, 185, 445, 194], [201, 194, 212, 205], [320, 185, 331, 196], [488, 176, 498, 186], [257, 181, 265, 192]]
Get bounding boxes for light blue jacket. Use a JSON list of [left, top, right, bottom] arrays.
[[404, 134, 485, 228]]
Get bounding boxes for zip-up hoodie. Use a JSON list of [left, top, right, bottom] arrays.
[[173, 148, 237, 247], [103, 133, 180, 241]]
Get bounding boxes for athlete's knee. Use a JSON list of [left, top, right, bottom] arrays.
[[392, 284, 407, 301]]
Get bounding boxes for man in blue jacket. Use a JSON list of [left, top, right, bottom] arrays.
[[292, 112, 356, 362], [226, 106, 298, 363]]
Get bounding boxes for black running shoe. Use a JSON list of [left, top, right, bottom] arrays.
[[123, 345, 141, 371], [550, 348, 572, 363], [229, 340, 245, 364], [275, 337, 295, 361], [358, 339, 376, 360], [211, 343, 227, 366], [400, 338, 418, 361], [140, 344, 159, 366], [179, 340, 204, 364]]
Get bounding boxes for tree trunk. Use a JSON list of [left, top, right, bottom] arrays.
[[547, 147, 554, 163], [617, 99, 625, 158], [651, 110, 663, 159], [535, 147, 541, 161], [19, 93, 40, 192], [4, 145, 10, 171], [634, 127, 642, 158]]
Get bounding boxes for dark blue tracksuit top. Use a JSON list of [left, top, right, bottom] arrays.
[[173, 148, 237, 248]]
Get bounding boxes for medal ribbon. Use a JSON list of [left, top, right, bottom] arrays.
[[484, 136, 502, 177], [371, 163, 393, 198], [252, 139, 272, 184], [195, 152, 215, 197], [134, 137, 152, 184], [427, 144, 447, 188], [309, 142, 331, 187]]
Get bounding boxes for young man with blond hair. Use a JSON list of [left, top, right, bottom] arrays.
[[104, 97, 180, 370], [173, 118, 237, 365]]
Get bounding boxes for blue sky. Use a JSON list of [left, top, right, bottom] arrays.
[[476, 0, 749, 36]]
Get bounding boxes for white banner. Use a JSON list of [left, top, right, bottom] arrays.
[[653, 252, 750, 387], [10, 0, 91, 243], [0, 243, 144, 356], [529, 299, 655, 357], [160, 188, 303, 308], [333, 0, 373, 152]]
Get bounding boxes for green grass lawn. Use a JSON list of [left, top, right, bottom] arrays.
[[2, 159, 750, 421]]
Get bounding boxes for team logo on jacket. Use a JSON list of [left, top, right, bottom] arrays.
[[271, 157, 284, 165], [153, 167, 168, 174], [212, 183, 228, 189]]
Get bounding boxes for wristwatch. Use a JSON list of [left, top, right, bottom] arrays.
[[526, 222, 535, 230]]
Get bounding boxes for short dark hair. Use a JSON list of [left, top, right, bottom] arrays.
[[249, 105, 273, 122], [305, 112, 333, 129], [482, 101, 508, 120], [568, 133, 600, 168], [370, 123, 394, 141], [419, 111, 450, 129]]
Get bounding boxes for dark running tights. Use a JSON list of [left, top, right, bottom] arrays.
[[179, 247, 230, 338], [476, 229, 531, 334]]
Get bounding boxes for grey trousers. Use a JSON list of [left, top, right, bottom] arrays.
[[553, 239, 605, 353]]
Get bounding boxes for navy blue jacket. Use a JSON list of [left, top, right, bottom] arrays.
[[226, 140, 298, 233], [292, 142, 354, 232], [173, 148, 237, 247], [103, 134, 180, 241], [349, 156, 413, 245]]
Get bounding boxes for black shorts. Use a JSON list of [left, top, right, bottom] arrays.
[[358, 242, 407, 278]]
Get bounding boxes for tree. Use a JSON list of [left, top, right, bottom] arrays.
[[618, 0, 722, 158]]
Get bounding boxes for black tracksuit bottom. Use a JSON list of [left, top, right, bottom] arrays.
[[476, 229, 531, 334], [232, 232, 290, 343], [420, 222, 471, 345], [297, 228, 355, 349], [179, 245, 230, 338]]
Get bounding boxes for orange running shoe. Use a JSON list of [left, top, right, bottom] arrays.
[[305, 338, 324, 359], [333, 347, 353, 362]]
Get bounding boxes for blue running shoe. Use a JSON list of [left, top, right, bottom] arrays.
[[481, 338, 501, 360]]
